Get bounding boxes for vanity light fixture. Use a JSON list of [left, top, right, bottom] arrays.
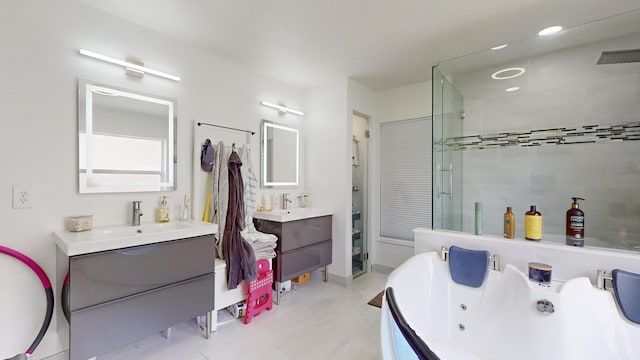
[[260, 101, 304, 116], [491, 44, 508, 50], [506, 86, 520, 92], [538, 26, 563, 37], [491, 67, 526, 80], [79, 49, 181, 82]]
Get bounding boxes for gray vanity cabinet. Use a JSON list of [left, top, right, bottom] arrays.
[[254, 215, 332, 283], [60, 235, 215, 360]]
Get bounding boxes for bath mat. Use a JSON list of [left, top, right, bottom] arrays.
[[612, 269, 640, 324], [368, 290, 384, 308], [448, 246, 490, 288]]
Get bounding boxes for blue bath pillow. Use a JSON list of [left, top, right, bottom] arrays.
[[612, 269, 640, 325], [448, 246, 490, 288]]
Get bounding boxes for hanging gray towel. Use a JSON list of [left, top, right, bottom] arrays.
[[223, 150, 258, 289], [201, 138, 215, 172]]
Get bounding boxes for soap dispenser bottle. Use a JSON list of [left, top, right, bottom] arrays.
[[566, 197, 585, 247], [157, 196, 170, 223], [524, 205, 542, 241]]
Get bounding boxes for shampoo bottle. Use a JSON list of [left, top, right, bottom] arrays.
[[504, 207, 515, 239], [566, 197, 585, 247], [157, 196, 170, 223], [524, 205, 542, 241]]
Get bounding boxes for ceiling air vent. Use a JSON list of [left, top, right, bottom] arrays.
[[597, 49, 640, 64]]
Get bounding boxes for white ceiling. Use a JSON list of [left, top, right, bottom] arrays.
[[81, 0, 640, 90]]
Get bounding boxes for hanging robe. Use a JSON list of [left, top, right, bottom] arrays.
[[223, 150, 258, 289]]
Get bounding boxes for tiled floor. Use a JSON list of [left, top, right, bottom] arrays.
[[97, 270, 388, 360]]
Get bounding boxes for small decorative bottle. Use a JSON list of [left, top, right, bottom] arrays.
[[157, 196, 170, 223], [504, 207, 515, 239]]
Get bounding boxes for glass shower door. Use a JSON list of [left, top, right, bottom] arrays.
[[432, 66, 463, 231]]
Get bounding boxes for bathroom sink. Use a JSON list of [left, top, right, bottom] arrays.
[[54, 221, 218, 256], [252, 207, 332, 222]]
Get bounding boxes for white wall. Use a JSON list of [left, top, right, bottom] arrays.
[[303, 79, 350, 283], [0, 1, 304, 358], [374, 81, 432, 271], [377, 81, 432, 124]]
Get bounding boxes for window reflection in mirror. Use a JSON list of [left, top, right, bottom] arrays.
[[78, 79, 177, 193], [261, 120, 299, 187]]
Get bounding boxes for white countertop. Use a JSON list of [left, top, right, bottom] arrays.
[[252, 207, 333, 222], [54, 220, 218, 256]]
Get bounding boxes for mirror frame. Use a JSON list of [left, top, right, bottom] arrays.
[[78, 79, 177, 193], [261, 120, 299, 187]]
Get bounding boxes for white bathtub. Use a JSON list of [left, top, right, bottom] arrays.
[[381, 251, 640, 360]]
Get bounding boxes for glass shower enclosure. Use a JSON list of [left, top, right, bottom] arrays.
[[432, 66, 464, 231]]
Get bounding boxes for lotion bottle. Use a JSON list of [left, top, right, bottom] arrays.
[[524, 205, 542, 241], [157, 196, 170, 223], [566, 197, 585, 247], [504, 207, 515, 239]]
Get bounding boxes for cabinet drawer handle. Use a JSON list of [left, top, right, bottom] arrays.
[[116, 244, 159, 256]]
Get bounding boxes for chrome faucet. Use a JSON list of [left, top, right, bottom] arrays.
[[282, 193, 293, 210], [132, 201, 143, 226]]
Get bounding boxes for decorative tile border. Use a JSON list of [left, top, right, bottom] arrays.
[[437, 121, 640, 151]]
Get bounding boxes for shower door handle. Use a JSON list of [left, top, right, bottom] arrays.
[[437, 164, 453, 198], [437, 164, 441, 198], [447, 164, 453, 199]]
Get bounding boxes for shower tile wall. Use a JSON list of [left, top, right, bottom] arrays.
[[454, 31, 640, 250]]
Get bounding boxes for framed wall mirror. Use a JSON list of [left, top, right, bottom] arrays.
[[78, 79, 177, 193], [261, 120, 299, 187]]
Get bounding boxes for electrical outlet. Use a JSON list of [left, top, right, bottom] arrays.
[[12, 186, 33, 208]]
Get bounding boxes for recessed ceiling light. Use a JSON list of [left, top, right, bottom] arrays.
[[506, 87, 520, 92], [491, 67, 526, 80], [538, 26, 563, 37], [491, 44, 508, 50]]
